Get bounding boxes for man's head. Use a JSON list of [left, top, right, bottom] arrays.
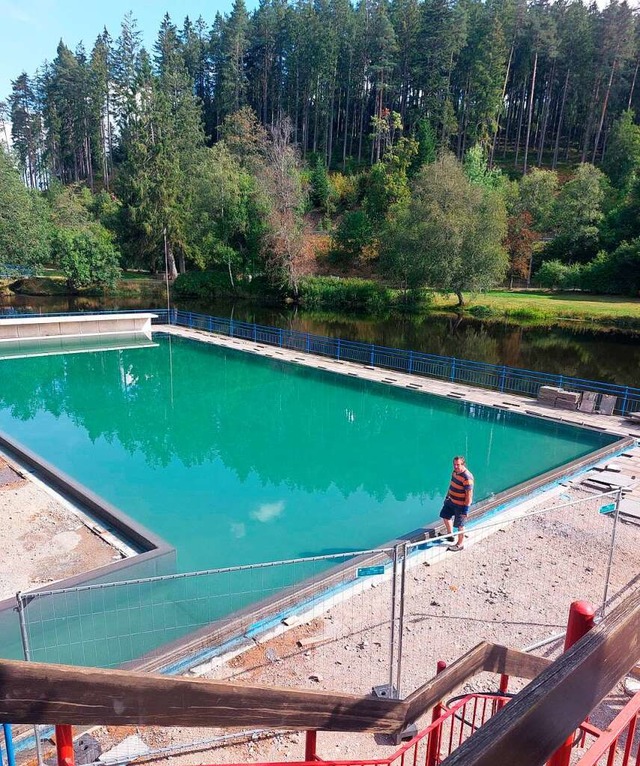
[[453, 456, 466, 472]]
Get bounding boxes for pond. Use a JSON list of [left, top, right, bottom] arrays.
[[2, 293, 639, 387]]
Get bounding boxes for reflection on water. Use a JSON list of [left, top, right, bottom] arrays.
[[0, 334, 615, 573], [3, 293, 639, 387]]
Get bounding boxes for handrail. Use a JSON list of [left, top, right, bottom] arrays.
[[439, 588, 640, 765], [1, 307, 638, 414], [0, 642, 546, 732], [574, 691, 640, 765]]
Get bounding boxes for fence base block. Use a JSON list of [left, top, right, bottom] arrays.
[[393, 722, 418, 745]]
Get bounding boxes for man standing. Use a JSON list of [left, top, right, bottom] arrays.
[[440, 455, 473, 552]]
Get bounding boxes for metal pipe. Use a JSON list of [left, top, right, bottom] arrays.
[[601, 488, 623, 617], [388, 546, 398, 695], [3, 724, 15, 766], [16, 593, 44, 766], [55, 726, 74, 766], [395, 544, 408, 698]]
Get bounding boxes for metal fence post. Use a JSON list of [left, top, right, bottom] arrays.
[[16, 593, 44, 766], [370, 344, 375, 366], [499, 366, 507, 393], [450, 358, 457, 382], [55, 726, 74, 766], [621, 387, 629, 415], [395, 544, 408, 698], [408, 351, 414, 374], [388, 546, 399, 696], [3, 724, 16, 766], [336, 338, 341, 360], [601, 488, 623, 617]]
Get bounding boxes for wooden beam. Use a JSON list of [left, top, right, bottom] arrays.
[[404, 642, 490, 724], [0, 659, 407, 732], [439, 589, 640, 766], [482, 644, 551, 680]]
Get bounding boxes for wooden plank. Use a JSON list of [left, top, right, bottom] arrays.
[[0, 659, 407, 732], [482, 645, 551, 680], [439, 589, 640, 766], [404, 643, 490, 723]]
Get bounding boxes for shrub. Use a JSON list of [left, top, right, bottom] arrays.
[[330, 172, 360, 209], [330, 210, 374, 265], [51, 227, 121, 291], [298, 276, 392, 313], [534, 260, 583, 290], [581, 240, 640, 295]]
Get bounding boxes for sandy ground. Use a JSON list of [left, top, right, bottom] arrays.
[[2, 446, 639, 766], [0, 456, 123, 599]]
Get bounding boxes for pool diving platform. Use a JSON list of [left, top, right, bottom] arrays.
[[0, 313, 156, 343]]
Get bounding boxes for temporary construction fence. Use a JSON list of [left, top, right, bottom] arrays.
[[16, 547, 399, 696], [15, 488, 638, 686], [9, 488, 640, 766], [395, 487, 640, 697]]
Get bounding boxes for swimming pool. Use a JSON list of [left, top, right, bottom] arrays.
[[0, 332, 618, 573]]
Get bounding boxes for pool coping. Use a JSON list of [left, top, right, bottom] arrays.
[[0, 325, 635, 670]]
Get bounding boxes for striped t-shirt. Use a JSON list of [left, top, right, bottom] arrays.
[[447, 468, 474, 507]]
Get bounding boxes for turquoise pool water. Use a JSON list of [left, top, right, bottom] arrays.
[[0, 333, 617, 574]]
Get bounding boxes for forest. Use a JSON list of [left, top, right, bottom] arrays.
[[1, 0, 640, 305]]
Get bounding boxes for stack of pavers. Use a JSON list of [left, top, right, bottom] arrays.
[[537, 385, 582, 410]]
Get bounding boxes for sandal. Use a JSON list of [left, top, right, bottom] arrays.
[[447, 544, 464, 552]]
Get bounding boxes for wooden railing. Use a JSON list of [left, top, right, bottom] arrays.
[[0, 590, 638, 765]]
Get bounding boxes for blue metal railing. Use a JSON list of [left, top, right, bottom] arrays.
[[1, 307, 639, 416]]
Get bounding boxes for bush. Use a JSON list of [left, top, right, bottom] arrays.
[[330, 211, 374, 265], [581, 241, 640, 295], [330, 172, 360, 209], [174, 270, 274, 300], [534, 260, 583, 290], [51, 227, 121, 291], [298, 276, 392, 313]]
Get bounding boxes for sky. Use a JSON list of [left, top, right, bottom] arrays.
[[0, 0, 246, 104]]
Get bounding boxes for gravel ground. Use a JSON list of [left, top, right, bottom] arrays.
[[0, 456, 123, 599], [2, 452, 639, 766]]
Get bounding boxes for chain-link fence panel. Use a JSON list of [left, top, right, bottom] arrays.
[[396, 489, 631, 696], [17, 548, 397, 697]]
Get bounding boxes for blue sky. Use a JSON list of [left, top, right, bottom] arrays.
[[0, 0, 244, 103]]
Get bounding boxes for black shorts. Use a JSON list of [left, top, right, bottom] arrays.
[[440, 497, 468, 528]]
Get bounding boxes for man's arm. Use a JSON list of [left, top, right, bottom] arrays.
[[464, 475, 473, 507]]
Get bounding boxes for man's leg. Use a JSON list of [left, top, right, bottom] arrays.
[[455, 524, 465, 547]]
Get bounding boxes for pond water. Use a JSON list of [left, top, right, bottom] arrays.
[[2, 293, 640, 387], [0, 328, 620, 667]]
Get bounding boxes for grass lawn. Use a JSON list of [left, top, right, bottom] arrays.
[[432, 290, 640, 327]]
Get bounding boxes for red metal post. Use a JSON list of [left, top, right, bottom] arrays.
[[547, 601, 596, 766], [495, 673, 510, 712], [55, 725, 74, 766], [426, 660, 447, 766], [304, 730, 317, 762]]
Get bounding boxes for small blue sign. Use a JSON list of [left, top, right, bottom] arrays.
[[599, 503, 616, 514], [357, 565, 385, 577]]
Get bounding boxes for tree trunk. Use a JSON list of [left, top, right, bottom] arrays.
[[592, 55, 618, 164], [552, 69, 570, 170], [628, 55, 639, 109], [523, 49, 538, 174], [514, 81, 526, 168], [536, 63, 554, 167], [490, 40, 514, 168], [455, 290, 465, 307]]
